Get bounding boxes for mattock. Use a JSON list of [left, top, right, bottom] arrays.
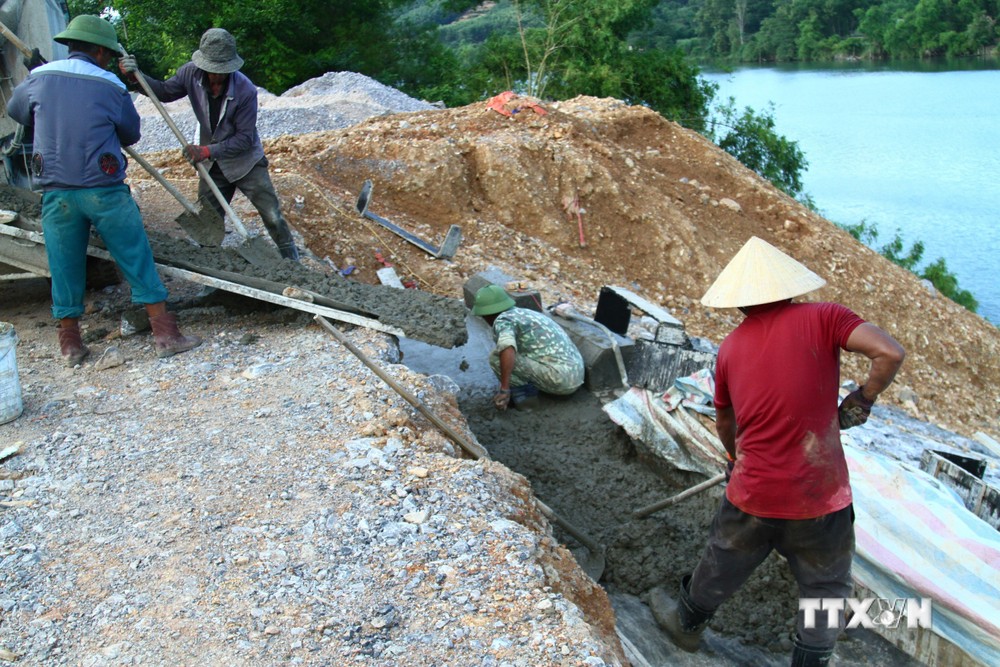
[[355, 180, 462, 260]]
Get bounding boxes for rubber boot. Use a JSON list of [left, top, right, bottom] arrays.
[[149, 312, 202, 359], [278, 242, 300, 261], [791, 636, 835, 667], [57, 319, 90, 367], [649, 575, 714, 653]]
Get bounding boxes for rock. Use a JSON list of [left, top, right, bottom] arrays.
[[94, 346, 125, 371], [719, 197, 742, 212]]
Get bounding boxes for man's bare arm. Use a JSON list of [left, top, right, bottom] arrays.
[[715, 404, 737, 461], [845, 323, 906, 401]]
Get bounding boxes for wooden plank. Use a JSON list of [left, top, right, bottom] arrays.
[[0, 224, 51, 277], [84, 247, 406, 338]]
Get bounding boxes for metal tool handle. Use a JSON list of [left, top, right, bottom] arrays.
[[123, 146, 199, 215], [124, 52, 250, 238]]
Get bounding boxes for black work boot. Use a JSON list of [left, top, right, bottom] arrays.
[[791, 636, 835, 667], [649, 575, 714, 652]]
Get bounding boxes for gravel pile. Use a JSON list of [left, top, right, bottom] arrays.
[[132, 71, 436, 155], [0, 280, 622, 665]]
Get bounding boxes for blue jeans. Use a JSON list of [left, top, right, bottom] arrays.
[[199, 159, 295, 252], [688, 497, 855, 648], [41, 185, 167, 320]]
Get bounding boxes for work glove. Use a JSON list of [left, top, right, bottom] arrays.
[[119, 54, 138, 74], [23, 48, 45, 71], [493, 388, 511, 411], [184, 145, 211, 163], [838, 387, 875, 429]]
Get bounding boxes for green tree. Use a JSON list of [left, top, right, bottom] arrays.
[[451, 0, 713, 129], [69, 0, 419, 94], [922, 258, 978, 311], [710, 98, 808, 197]]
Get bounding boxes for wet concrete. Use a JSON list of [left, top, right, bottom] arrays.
[[145, 233, 469, 349], [1, 184, 465, 349], [0, 184, 41, 218], [400, 317, 925, 666]]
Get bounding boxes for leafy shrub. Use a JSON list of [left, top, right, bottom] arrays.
[[708, 98, 807, 198], [839, 220, 978, 313]]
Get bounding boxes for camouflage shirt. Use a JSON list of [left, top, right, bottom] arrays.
[[492, 308, 585, 395]]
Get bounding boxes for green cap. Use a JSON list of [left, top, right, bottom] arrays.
[[472, 285, 516, 316], [54, 15, 124, 55]]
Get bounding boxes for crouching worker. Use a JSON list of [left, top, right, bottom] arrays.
[[472, 285, 585, 410], [7, 15, 202, 366], [648, 237, 904, 666]]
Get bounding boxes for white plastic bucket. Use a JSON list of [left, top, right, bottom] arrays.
[[0, 322, 23, 425]]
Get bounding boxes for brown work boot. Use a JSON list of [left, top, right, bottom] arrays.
[[149, 312, 202, 359], [649, 575, 714, 653], [57, 320, 90, 367]]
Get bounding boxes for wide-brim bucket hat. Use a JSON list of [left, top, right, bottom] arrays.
[[192, 28, 244, 74], [54, 15, 124, 55], [472, 285, 516, 316], [701, 236, 826, 308]]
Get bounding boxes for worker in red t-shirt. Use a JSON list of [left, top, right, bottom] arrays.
[[649, 236, 905, 666]]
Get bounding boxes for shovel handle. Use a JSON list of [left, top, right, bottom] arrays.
[[125, 51, 250, 238], [633, 472, 727, 519], [123, 146, 199, 216], [0, 20, 34, 60]]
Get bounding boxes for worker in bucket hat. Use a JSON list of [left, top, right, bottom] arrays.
[[472, 284, 584, 411], [8, 15, 202, 365], [119, 28, 300, 260], [649, 236, 905, 666]]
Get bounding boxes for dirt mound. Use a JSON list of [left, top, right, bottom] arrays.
[[129, 94, 999, 441]]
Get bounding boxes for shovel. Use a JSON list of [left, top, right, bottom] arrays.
[[356, 180, 462, 259], [123, 146, 225, 246], [124, 52, 282, 267]]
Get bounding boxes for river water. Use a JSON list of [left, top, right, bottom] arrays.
[[700, 62, 1000, 326]]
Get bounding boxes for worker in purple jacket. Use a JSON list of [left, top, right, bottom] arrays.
[[120, 28, 300, 260], [8, 15, 201, 366]]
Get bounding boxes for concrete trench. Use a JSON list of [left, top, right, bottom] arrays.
[[399, 317, 924, 667]]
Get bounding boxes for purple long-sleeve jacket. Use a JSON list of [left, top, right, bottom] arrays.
[[8, 53, 140, 190], [143, 61, 265, 182]]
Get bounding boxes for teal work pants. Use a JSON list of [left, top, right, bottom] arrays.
[[41, 185, 167, 319]]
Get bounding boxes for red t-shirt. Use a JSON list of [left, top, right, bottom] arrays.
[[715, 301, 865, 519]]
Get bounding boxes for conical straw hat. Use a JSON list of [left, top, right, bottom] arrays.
[[701, 236, 826, 308]]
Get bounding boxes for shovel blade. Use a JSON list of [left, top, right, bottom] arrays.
[[174, 209, 225, 247], [356, 179, 373, 216], [236, 235, 283, 267], [571, 546, 606, 581]]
